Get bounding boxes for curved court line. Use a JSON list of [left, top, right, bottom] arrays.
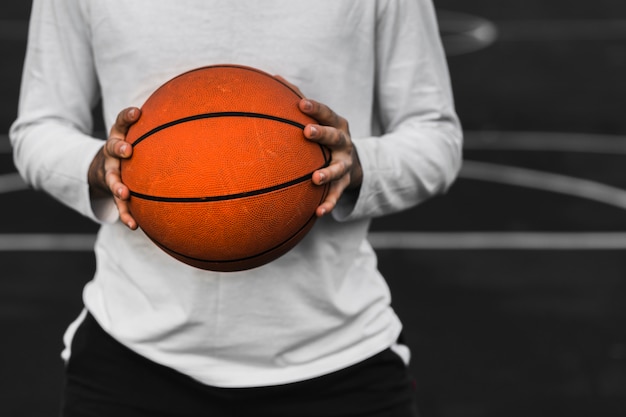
[[437, 11, 499, 56], [461, 160, 626, 210], [497, 19, 626, 42]]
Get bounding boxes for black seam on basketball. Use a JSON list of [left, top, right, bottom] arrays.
[[320, 144, 332, 165], [132, 112, 305, 148], [129, 160, 330, 202], [145, 211, 318, 266]]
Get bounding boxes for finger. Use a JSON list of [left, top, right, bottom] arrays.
[[312, 157, 350, 185], [116, 198, 138, 230], [105, 108, 139, 159], [316, 178, 349, 217], [106, 169, 137, 229], [304, 124, 348, 149], [104, 136, 133, 159], [110, 107, 141, 139], [299, 99, 347, 130], [104, 166, 128, 200]]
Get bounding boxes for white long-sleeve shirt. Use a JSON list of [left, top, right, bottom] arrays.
[[10, 0, 462, 387]]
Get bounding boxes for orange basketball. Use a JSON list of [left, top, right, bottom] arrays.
[[121, 65, 330, 271]]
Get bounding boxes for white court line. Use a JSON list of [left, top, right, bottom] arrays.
[[3, 232, 626, 252], [0, 234, 97, 251], [369, 232, 626, 250], [460, 160, 626, 210], [437, 11, 499, 56]]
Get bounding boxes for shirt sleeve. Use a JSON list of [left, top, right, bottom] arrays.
[[332, 0, 463, 221], [9, 0, 117, 223]]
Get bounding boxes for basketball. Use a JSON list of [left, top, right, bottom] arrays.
[[120, 65, 331, 272]]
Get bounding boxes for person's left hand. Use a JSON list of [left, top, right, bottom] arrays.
[[299, 98, 363, 217], [274, 75, 362, 217]]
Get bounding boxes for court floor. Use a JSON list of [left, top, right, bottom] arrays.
[[1, 1, 626, 416]]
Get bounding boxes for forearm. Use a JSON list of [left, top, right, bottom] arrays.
[[10, 0, 116, 221], [331, 0, 463, 221], [10, 120, 110, 221], [334, 116, 462, 221]]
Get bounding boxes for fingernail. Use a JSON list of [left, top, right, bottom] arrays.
[[116, 187, 123, 197], [120, 144, 127, 154], [128, 108, 136, 118], [318, 172, 325, 184], [303, 100, 313, 112], [309, 125, 318, 137], [319, 208, 327, 216]]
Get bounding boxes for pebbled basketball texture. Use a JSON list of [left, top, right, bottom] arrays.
[[121, 65, 331, 271]]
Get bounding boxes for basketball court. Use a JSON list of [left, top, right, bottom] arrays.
[[1, 1, 625, 416]]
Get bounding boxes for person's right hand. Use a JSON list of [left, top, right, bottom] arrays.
[[88, 107, 141, 230]]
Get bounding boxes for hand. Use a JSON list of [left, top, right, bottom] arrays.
[[88, 107, 141, 229], [299, 98, 363, 217], [274, 75, 362, 217]]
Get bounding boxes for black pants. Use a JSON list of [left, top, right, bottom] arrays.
[[61, 313, 419, 417]]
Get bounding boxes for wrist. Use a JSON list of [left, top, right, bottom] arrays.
[[88, 147, 109, 198]]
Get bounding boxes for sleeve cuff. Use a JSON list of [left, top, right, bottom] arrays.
[[89, 195, 119, 224]]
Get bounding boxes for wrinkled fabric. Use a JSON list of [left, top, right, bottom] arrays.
[[11, 0, 462, 387]]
